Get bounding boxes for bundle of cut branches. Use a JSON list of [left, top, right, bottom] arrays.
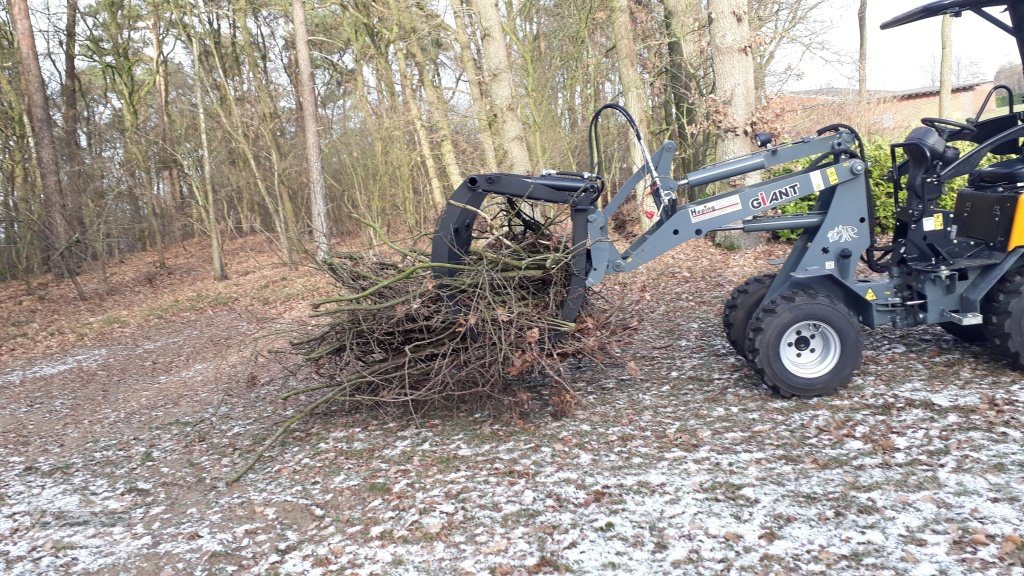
[[230, 204, 628, 482]]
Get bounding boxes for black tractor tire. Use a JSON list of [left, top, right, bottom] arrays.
[[981, 268, 1024, 365], [938, 322, 987, 344], [722, 273, 776, 361], [747, 289, 862, 398]]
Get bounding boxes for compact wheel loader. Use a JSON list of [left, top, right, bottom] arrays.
[[432, 0, 1024, 398]]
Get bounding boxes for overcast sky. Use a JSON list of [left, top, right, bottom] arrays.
[[788, 0, 1021, 91]]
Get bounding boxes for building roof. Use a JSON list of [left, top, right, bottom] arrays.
[[884, 81, 992, 99], [784, 81, 992, 101]]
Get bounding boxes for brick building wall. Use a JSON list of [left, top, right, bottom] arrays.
[[879, 82, 996, 130], [772, 82, 999, 140]]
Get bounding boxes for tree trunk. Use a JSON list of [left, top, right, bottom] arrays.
[[204, 20, 297, 265], [152, 11, 184, 244], [292, 0, 331, 262], [939, 14, 953, 118], [858, 0, 868, 101], [409, 41, 464, 190], [63, 0, 86, 239], [663, 0, 708, 179], [708, 0, 761, 250], [710, 0, 755, 160], [396, 46, 447, 209], [609, 0, 655, 228], [452, 1, 499, 172], [467, 0, 531, 173], [11, 0, 86, 298], [190, 34, 227, 281]]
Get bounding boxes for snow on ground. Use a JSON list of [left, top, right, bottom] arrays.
[[1, 245, 1023, 575]]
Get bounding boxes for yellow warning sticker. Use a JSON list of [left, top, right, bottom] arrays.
[[826, 167, 839, 185], [933, 213, 944, 230], [865, 288, 877, 301]]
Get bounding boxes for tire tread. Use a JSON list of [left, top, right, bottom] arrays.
[[747, 289, 861, 398]]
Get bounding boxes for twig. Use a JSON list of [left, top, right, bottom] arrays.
[[228, 387, 345, 484]]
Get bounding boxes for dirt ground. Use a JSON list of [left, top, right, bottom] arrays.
[[1, 236, 1022, 575]]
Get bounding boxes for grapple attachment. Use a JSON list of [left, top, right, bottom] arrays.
[[431, 172, 603, 324]]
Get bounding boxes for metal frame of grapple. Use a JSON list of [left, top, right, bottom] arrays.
[[430, 173, 603, 323]]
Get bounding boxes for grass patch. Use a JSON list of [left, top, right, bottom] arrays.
[[97, 312, 127, 328], [366, 481, 391, 494], [141, 291, 240, 320]]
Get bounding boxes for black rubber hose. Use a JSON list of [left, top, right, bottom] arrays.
[[816, 123, 890, 273], [589, 103, 647, 177]]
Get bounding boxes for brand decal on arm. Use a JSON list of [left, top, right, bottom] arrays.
[[688, 196, 742, 223], [748, 183, 801, 210]]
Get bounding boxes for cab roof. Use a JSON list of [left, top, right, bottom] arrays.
[[881, 0, 1024, 70]]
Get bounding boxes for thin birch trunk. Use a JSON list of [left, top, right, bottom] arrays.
[[409, 41, 463, 189], [189, 34, 227, 280], [292, 0, 331, 262], [452, 1, 499, 172], [396, 46, 447, 209]]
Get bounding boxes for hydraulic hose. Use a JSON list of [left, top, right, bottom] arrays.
[[588, 103, 674, 218], [816, 123, 891, 273]]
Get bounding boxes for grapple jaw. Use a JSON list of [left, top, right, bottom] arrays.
[[431, 172, 603, 324]]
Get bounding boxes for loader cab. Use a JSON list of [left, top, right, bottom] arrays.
[[882, 0, 1024, 261], [963, 90, 1024, 189]]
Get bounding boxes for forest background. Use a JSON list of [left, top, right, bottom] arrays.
[[1, 0, 1021, 292]]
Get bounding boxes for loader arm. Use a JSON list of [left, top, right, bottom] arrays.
[[587, 129, 869, 289]]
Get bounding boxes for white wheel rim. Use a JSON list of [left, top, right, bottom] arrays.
[[779, 321, 841, 379]]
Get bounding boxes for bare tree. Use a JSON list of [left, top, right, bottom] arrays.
[[186, 28, 226, 281], [939, 14, 952, 117], [609, 0, 655, 226], [451, 1, 498, 172], [748, 0, 830, 103], [0, 0, 783, 282], [858, 0, 868, 101], [994, 62, 1024, 97], [63, 0, 86, 238], [663, 0, 712, 179], [709, 0, 760, 249], [396, 44, 446, 208], [409, 39, 464, 190], [292, 0, 330, 262], [952, 57, 984, 85], [467, 0, 531, 173], [151, 8, 183, 243], [11, 0, 86, 298], [710, 0, 756, 161]]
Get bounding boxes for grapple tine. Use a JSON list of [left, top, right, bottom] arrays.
[[430, 179, 487, 283]]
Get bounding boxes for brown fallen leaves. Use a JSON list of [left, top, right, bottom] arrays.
[[1001, 534, 1024, 565]]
